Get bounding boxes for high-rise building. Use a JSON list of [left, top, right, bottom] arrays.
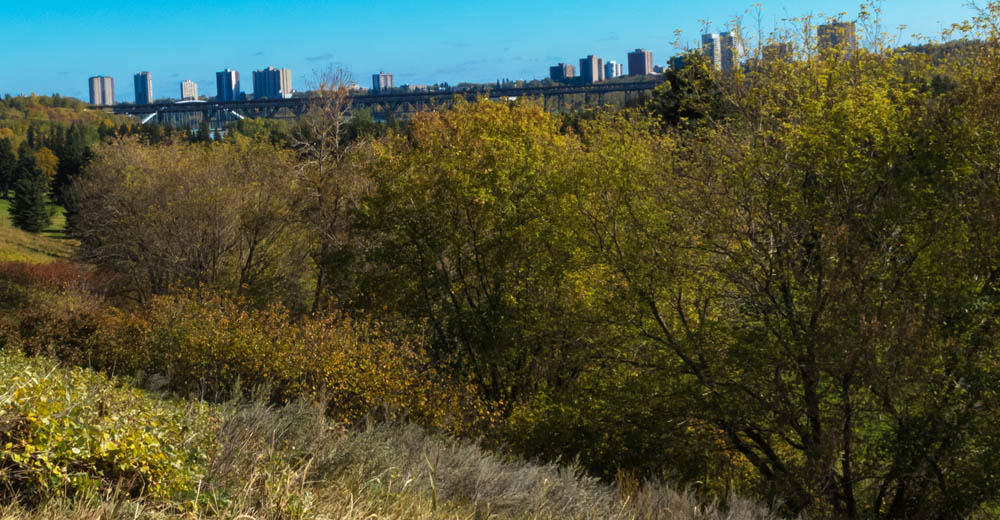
[[216, 69, 241, 101], [88, 76, 115, 106], [702, 33, 722, 69], [549, 63, 575, 81], [579, 55, 604, 84], [702, 31, 745, 72], [252, 66, 293, 99], [604, 60, 623, 79], [818, 21, 857, 52], [627, 49, 653, 76], [372, 72, 393, 92], [180, 80, 198, 100], [720, 32, 745, 71], [133, 72, 153, 104]]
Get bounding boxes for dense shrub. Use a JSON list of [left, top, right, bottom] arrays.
[[91, 292, 474, 428], [0, 261, 101, 294], [0, 279, 480, 432], [0, 350, 215, 505]]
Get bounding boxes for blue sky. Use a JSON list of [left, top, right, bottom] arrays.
[[0, 0, 977, 102]]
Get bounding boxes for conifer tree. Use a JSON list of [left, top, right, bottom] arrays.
[[0, 138, 15, 199], [9, 148, 51, 233], [25, 125, 37, 149]]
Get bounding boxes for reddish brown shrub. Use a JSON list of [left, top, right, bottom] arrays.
[[0, 261, 101, 293]]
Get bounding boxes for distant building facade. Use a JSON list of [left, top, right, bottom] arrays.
[[180, 80, 198, 100], [627, 49, 653, 76], [372, 72, 393, 92], [604, 60, 623, 79], [549, 63, 575, 81], [88, 76, 115, 106], [579, 55, 605, 84], [252, 66, 293, 99], [818, 21, 857, 52], [216, 69, 241, 101], [133, 71, 153, 104], [702, 31, 745, 72]]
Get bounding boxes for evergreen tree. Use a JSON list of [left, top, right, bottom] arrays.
[[197, 120, 212, 143], [53, 124, 91, 205], [0, 138, 15, 199], [11, 141, 32, 189], [25, 125, 38, 149], [9, 148, 52, 233]]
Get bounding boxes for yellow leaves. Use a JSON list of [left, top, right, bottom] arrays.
[[34, 147, 59, 184], [32, 291, 474, 431], [0, 350, 216, 503]]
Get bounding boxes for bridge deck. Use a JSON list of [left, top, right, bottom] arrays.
[[100, 78, 665, 116]]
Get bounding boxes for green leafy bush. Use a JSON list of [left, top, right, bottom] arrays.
[[0, 350, 215, 505]]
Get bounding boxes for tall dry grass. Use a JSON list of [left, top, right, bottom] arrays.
[[2, 395, 786, 519]]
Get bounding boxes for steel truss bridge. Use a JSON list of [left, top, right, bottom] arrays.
[[101, 79, 665, 131]]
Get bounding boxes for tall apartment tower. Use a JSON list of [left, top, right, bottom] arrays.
[[372, 72, 393, 92], [579, 55, 605, 84], [180, 80, 198, 100], [818, 21, 858, 52], [252, 67, 293, 99], [88, 76, 115, 106], [216, 69, 241, 101], [133, 72, 153, 104], [627, 49, 653, 76], [702, 33, 722, 70], [604, 60, 623, 79], [549, 63, 575, 81], [702, 32, 745, 72]]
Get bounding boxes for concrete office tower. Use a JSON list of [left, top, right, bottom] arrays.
[[372, 72, 393, 92], [579, 55, 604, 84], [818, 21, 857, 52], [252, 66, 293, 99], [627, 49, 653, 76], [604, 60, 623, 79], [216, 69, 241, 101], [702, 31, 745, 72], [133, 72, 153, 104], [88, 76, 115, 105], [549, 63, 575, 81], [180, 80, 198, 100]]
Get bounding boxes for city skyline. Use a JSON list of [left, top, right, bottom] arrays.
[[1, 0, 978, 102]]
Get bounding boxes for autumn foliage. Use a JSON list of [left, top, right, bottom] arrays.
[[4, 5, 1000, 519]]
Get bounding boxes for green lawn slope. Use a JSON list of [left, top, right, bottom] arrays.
[[0, 198, 78, 263]]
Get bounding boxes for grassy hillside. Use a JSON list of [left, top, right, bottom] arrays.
[[0, 198, 77, 263], [0, 350, 782, 519]]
